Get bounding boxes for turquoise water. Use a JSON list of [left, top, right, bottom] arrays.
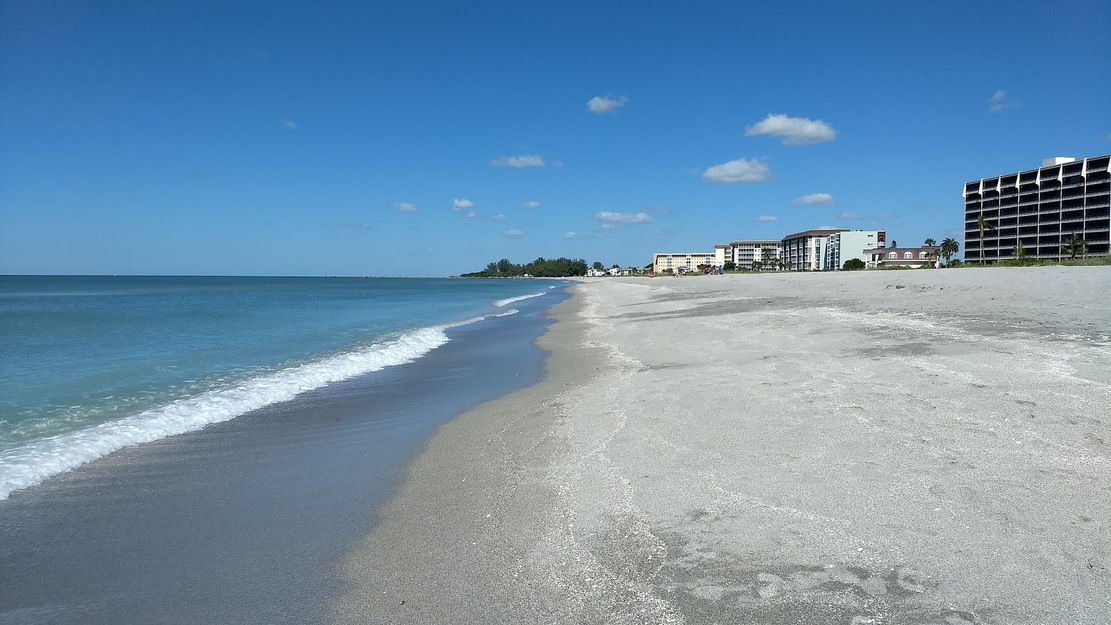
[[0, 275, 559, 498]]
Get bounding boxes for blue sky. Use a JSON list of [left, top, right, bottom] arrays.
[[2, 0, 1109, 276]]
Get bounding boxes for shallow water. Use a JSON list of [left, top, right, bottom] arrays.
[[0, 275, 557, 498], [0, 286, 567, 624]]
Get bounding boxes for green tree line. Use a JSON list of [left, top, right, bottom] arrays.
[[461, 257, 589, 278]]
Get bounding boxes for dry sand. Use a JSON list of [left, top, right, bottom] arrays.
[[331, 267, 1110, 625]]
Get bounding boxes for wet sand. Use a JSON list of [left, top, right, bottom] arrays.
[[332, 267, 1111, 624]]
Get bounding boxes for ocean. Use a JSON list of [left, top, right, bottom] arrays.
[[0, 275, 561, 500]]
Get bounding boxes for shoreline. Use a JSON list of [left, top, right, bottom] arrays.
[[330, 288, 602, 623], [332, 266, 1110, 624], [0, 292, 565, 624]]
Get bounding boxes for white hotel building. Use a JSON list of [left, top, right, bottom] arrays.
[[652, 252, 718, 274], [826, 230, 885, 270], [655, 229, 885, 273], [718, 240, 782, 270]]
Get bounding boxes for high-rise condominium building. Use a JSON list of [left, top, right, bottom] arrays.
[[963, 155, 1110, 263]]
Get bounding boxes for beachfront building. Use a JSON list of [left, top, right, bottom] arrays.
[[652, 252, 716, 274], [714, 244, 729, 269], [863, 245, 940, 269], [963, 154, 1111, 264], [781, 229, 846, 271], [826, 230, 886, 270], [718, 240, 782, 270]]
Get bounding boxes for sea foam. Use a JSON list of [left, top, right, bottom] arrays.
[[494, 292, 545, 307], [0, 326, 450, 500]]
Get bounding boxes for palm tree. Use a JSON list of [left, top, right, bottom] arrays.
[[940, 237, 960, 266], [976, 212, 996, 264], [760, 247, 776, 270], [924, 238, 937, 246], [1062, 234, 1089, 259]]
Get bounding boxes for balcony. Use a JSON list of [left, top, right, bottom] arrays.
[[1086, 196, 1110, 209]]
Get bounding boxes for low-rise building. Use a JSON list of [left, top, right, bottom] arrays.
[[607, 266, 643, 276], [652, 252, 716, 274], [864, 246, 940, 269]]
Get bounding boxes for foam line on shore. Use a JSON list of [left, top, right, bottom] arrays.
[[0, 326, 454, 500], [494, 291, 545, 307]]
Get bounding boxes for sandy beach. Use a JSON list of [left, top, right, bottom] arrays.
[[331, 266, 1110, 625]]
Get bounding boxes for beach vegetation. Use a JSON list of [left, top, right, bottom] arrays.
[[842, 258, 866, 271], [1062, 235, 1089, 259], [924, 238, 937, 246], [723, 261, 737, 271], [940, 238, 960, 266], [957, 254, 1110, 269], [462, 257, 589, 277], [592, 261, 604, 271]]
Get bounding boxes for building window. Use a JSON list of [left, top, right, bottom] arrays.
[[919, 252, 928, 259], [887, 252, 897, 259], [903, 252, 913, 259]]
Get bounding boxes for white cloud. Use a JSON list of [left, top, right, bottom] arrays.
[[838, 212, 861, 220], [989, 90, 1008, 112], [702, 158, 770, 183], [502, 228, 525, 238], [396, 202, 418, 212], [521, 200, 541, 209], [452, 198, 475, 211], [586, 95, 628, 114], [491, 214, 507, 221], [281, 119, 298, 130], [793, 193, 834, 206], [595, 211, 653, 224], [491, 154, 545, 168], [466, 211, 478, 219], [564, 232, 581, 239], [755, 215, 779, 222], [745, 114, 836, 145]]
